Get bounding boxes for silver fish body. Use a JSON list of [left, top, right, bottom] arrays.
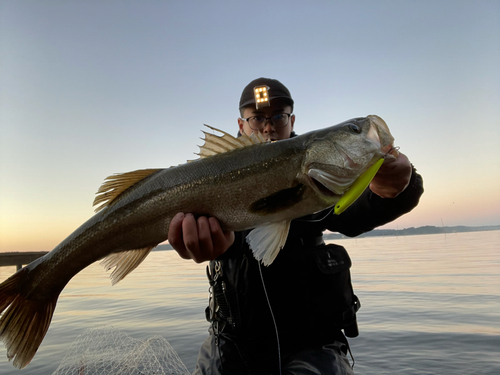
[[0, 115, 393, 368]]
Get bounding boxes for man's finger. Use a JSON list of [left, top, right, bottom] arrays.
[[197, 216, 214, 256], [208, 217, 235, 258], [168, 212, 186, 250]]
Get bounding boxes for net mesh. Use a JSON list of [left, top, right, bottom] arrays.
[[52, 327, 191, 375]]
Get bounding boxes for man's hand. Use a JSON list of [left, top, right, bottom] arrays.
[[370, 150, 412, 198], [168, 213, 235, 263]]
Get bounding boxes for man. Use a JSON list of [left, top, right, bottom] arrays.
[[168, 78, 424, 374]]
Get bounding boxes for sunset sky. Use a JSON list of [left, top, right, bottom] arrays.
[[1, 0, 499, 252]]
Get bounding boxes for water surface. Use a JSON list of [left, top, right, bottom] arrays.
[[1, 230, 499, 374]]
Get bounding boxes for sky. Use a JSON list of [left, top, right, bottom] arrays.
[[1, 0, 499, 252]]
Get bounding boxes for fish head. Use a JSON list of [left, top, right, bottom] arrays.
[[302, 115, 394, 203]]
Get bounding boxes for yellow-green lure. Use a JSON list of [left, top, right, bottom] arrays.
[[334, 157, 385, 215]]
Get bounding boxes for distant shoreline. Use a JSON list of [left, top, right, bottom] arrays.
[[2, 225, 497, 254], [323, 224, 500, 240], [154, 225, 500, 251]]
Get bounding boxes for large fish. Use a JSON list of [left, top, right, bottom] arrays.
[[0, 115, 394, 369]]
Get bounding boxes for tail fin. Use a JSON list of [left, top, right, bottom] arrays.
[[0, 268, 58, 369]]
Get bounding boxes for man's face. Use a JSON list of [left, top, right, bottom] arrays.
[[238, 102, 295, 141]]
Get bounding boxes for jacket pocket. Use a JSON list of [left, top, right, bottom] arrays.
[[312, 244, 352, 274]]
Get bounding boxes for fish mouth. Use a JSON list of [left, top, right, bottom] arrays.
[[307, 168, 357, 197], [310, 177, 340, 198], [305, 141, 380, 199]]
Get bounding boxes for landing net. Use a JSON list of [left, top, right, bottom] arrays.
[[52, 327, 191, 375]]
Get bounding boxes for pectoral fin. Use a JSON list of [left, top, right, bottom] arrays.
[[246, 221, 291, 266], [100, 246, 155, 285]]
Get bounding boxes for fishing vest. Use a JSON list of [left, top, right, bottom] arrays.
[[205, 230, 360, 357]]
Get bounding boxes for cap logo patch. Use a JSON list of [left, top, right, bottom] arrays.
[[254, 85, 270, 109]]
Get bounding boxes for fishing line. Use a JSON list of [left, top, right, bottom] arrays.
[[294, 206, 336, 222], [258, 262, 282, 375], [256, 148, 401, 373]]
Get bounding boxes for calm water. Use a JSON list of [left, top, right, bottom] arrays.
[[1, 230, 499, 374]]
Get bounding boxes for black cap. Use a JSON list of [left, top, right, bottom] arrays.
[[239, 78, 294, 109]]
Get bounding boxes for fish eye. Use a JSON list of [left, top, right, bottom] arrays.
[[347, 124, 362, 134]]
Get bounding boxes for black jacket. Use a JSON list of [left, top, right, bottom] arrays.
[[194, 167, 424, 374]]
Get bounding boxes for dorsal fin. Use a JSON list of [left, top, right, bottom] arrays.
[[93, 169, 161, 212], [196, 124, 268, 159], [93, 125, 266, 210]]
